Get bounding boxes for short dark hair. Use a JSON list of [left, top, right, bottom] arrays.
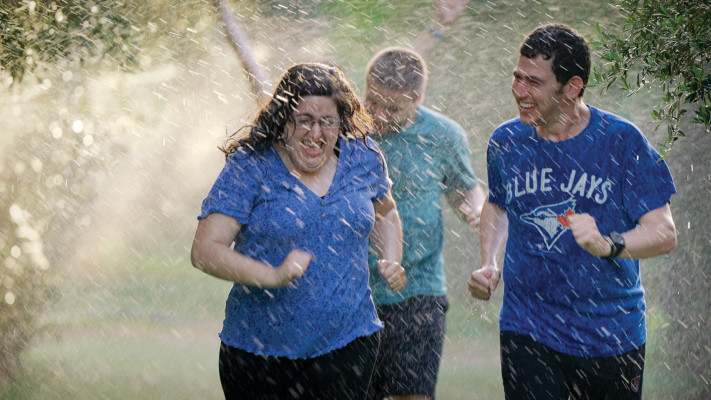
[[221, 63, 373, 155], [520, 24, 590, 97], [366, 46, 428, 94]]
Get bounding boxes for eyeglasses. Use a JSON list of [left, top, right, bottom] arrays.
[[293, 116, 341, 132]]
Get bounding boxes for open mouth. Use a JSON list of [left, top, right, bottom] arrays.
[[301, 140, 324, 156], [519, 102, 534, 111], [374, 121, 399, 135]]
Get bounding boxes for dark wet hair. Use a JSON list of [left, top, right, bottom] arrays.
[[520, 23, 590, 97], [221, 63, 373, 155]]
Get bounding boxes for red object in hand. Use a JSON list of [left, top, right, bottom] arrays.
[[557, 209, 575, 227]]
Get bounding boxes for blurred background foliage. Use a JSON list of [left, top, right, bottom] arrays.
[[590, 0, 711, 157], [0, 0, 708, 398]]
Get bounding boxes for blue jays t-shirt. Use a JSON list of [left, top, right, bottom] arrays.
[[368, 107, 478, 305], [487, 106, 675, 357], [198, 136, 390, 359]]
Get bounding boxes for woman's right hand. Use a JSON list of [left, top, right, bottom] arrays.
[[270, 249, 312, 288]]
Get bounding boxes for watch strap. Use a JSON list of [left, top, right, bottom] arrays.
[[604, 233, 625, 258], [603, 235, 616, 258]]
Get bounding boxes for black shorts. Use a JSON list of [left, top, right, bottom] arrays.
[[367, 295, 449, 399], [500, 331, 645, 400], [219, 333, 380, 400]]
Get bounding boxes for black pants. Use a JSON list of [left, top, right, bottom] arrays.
[[219, 333, 380, 400], [367, 296, 449, 399], [501, 331, 645, 400]]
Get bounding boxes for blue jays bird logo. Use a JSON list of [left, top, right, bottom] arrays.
[[520, 198, 576, 252]]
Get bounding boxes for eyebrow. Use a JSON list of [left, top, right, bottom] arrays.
[[293, 113, 338, 120], [513, 69, 543, 84], [365, 93, 405, 110]]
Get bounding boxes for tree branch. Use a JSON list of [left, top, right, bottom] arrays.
[[213, 0, 272, 101]]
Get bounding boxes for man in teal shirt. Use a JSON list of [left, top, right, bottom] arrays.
[[365, 47, 485, 400]]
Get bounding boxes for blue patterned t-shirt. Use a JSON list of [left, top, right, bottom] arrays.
[[198, 136, 390, 359], [487, 106, 676, 357], [368, 107, 478, 305]]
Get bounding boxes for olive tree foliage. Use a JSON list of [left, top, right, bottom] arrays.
[[0, 0, 215, 383], [0, 0, 139, 83], [590, 0, 711, 157], [591, 2, 711, 394], [0, 0, 140, 384]]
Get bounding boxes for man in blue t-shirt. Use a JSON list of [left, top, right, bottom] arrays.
[[468, 24, 677, 399], [364, 47, 486, 400]]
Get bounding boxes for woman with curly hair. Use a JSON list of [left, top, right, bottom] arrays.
[[191, 63, 406, 399]]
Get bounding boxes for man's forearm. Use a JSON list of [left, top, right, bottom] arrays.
[[480, 201, 507, 266]]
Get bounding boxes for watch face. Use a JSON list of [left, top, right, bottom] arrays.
[[610, 232, 625, 247]]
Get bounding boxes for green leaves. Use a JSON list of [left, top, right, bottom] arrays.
[[0, 1, 140, 83], [691, 97, 711, 127], [592, 0, 711, 157]]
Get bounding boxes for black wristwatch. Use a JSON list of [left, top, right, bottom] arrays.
[[604, 232, 626, 258]]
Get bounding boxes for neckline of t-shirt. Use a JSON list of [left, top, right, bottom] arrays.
[[531, 105, 598, 146], [401, 109, 425, 135], [270, 136, 346, 199]]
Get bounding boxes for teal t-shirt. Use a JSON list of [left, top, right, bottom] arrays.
[[368, 107, 478, 305]]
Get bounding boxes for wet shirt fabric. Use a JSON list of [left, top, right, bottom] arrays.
[[487, 106, 676, 357], [368, 107, 478, 305], [198, 136, 390, 359]]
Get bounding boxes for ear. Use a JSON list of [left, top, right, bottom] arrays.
[[565, 76, 584, 99]]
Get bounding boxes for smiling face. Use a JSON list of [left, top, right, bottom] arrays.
[[364, 80, 421, 136], [280, 95, 340, 174], [511, 54, 567, 128]]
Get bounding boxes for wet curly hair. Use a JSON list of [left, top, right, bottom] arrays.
[[221, 62, 373, 156]]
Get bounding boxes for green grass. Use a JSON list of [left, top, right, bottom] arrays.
[[17, 328, 222, 400], [8, 255, 696, 399], [1, 252, 229, 399], [4, 250, 503, 399], [438, 300, 503, 399]]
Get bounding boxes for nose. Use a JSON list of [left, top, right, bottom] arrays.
[[376, 110, 391, 122], [369, 105, 390, 123], [512, 80, 526, 98], [308, 120, 323, 138]]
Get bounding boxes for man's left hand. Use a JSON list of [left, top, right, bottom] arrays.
[[459, 202, 482, 233], [378, 259, 407, 292], [566, 213, 611, 257]]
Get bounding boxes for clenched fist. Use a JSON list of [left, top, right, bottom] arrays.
[[270, 249, 312, 288], [378, 259, 407, 292], [467, 265, 500, 300]]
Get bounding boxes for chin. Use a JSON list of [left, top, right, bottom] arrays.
[[380, 127, 398, 136], [372, 126, 387, 135], [300, 159, 327, 173], [518, 114, 539, 127]]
